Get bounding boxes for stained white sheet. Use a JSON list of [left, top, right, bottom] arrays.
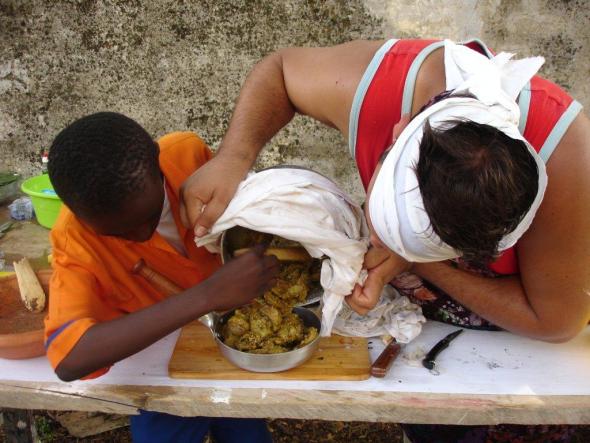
[[2, 322, 589, 396]]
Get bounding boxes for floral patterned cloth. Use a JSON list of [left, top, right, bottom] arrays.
[[392, 259, 500, 330]]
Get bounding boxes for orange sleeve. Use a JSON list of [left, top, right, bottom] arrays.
[[45, 215, 120, 379]]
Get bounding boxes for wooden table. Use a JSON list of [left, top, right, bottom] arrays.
[[1, 321, 589, 425]]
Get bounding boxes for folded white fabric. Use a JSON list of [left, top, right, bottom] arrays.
[[333, 285, 425, 343], [369, 39, 547, 262], [195, 167, 369, 336]]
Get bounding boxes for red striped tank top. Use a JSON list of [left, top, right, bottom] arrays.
[[351, 39, 583, 275]]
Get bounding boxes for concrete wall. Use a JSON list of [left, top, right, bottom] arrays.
[[1, 0, 588, 201]]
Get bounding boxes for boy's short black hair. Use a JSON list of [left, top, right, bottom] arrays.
[[416, 119, 539, 265], [48, 112, 160, 217]]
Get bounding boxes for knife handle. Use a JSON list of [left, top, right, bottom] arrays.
[[132, 259, 183, 296], [370, 340, 402, 378]]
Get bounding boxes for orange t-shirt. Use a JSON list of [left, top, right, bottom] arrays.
[[45, 132, 221, 378]]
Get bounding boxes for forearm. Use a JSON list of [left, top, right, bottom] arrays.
[[218, 51, 296, 165], [55, 283, 215, 381], [413, 262, 570, 341]]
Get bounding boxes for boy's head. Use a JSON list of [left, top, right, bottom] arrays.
[[48, 112, 164, 241]]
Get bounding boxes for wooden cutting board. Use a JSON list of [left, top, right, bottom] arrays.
[[169, 321, 370, 381]]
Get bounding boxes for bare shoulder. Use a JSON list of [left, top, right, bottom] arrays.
[[279, 40, 386, 135], [412, 47, 446, 116], [517, 112, 590, 339], [531, 112, 590, 232]]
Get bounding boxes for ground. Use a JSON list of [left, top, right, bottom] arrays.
[[3, 411, 590, 442], [0, 412, 404, 443]]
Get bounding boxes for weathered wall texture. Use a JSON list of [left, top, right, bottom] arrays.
[[1, 0, 588, 201]]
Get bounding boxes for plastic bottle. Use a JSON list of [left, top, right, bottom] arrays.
[[8, 197, 34, 221], [41, 151, 49, 174]]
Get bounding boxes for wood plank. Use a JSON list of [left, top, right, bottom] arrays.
[[168, 321, 370, 380], [1, 382, 590, 425]]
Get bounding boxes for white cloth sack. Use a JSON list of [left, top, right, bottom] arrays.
[[196, 167, 369, 336], [197, 167, 425, 341]]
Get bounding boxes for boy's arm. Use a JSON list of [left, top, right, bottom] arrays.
[[54, 247, 278, 381], [180, 40, 385, 235]]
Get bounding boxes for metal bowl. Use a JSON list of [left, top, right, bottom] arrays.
[[220, 226, 322, 306], [213, 307, 321, 372]]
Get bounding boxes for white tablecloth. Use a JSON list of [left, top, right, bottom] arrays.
[[3, 322, 589, 396]]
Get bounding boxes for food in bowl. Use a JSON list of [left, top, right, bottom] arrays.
[[222, 227, 323, 306], [221, 231, 321, 354], [221, 303, 318, 354]]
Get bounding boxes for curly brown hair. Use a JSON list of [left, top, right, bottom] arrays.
[[416, 119, 539, 265], [48, 112, 160, 218]]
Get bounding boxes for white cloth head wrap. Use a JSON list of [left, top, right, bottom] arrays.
[[369, 40, 547, 262]]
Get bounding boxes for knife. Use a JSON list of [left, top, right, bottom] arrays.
[[370, 337, 402, 378], [422, 329, 464, 371]]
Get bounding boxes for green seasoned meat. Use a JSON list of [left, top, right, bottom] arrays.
[[258, 303, 282, 331], [236, 332, 264, 351], [297, 326, 319, 348], [226, 311, 250, 336], [249, 310, 273, 339], [222, 232, 322, 354], [274, 313, 304, 345]]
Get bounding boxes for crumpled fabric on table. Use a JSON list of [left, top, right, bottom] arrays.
[[196, 167, 423, 341], [332, 284, 426, 343]]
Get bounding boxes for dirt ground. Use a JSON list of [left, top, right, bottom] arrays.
[[3, 411, 590, 443], [1, 412, 404, 443]]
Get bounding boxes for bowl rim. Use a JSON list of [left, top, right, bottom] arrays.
[[0, 328, 44, 345], [21, 174, 61, 200]]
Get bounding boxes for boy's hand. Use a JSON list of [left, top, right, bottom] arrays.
[[204, 244, 280, 311], [53, 244, 279, 382]]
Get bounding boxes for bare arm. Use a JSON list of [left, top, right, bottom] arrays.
[[180, 40, 383, 234], [414, 113, 590, 342], [55, 249, 278, 381]]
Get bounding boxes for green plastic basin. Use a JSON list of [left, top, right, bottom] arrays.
[[21, 174, 63, 229]]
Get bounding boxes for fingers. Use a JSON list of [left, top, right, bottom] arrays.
[[262, 254, 280, 270], [346, 278, 382, 316], [184, 196, 204, 231], [349, 248, 413, 315], [345, 286, 371, 316], [251, 244, 267, 257], [347, 303, 370, 316], [261, 277, 278, 293], [194, 195, 230, 238], [347, 260, 396, 315], [254, 252, 280, 294], [179, 175, 206, 230], [235, 245, 279, 278], [362, 270, 387, 301]]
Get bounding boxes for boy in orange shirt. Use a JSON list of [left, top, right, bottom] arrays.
[[46, 112, 277, 443]]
